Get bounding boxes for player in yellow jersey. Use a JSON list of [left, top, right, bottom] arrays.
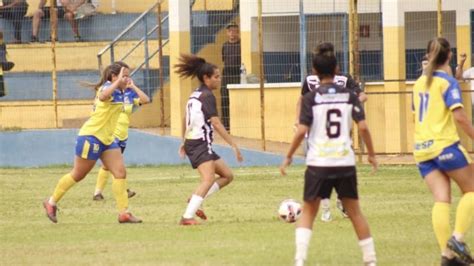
[[92, 74, 150, 201], [43, 62, 142, 224], [413, 38, 474, 265]]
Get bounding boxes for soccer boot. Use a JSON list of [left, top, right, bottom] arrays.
[[294, 259, 304, 266], [447, 236, 474, 264], [43, 199, 58, 223], [321, 208, 332, 222], [118, 212, 142, 224], [441, 256, 470, 266], [127, 189, 136, 198], [336, 199, 349, 218], [187, 197, 207, 220], [92, 193, 104, 201], [179, 217, 199, 226]]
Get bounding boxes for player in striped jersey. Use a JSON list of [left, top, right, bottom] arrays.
[[174, 54, 243, 225], [414, 38, 474, 266], [281, 51, 377, 266], [43, 62, 142, 224]]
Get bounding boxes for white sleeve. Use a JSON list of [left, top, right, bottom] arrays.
[[463, 67, 474, 80]]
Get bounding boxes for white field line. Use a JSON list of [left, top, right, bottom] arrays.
[[137, 169, 306, 181]]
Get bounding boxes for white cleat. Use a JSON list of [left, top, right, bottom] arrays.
[[336, 199, 349, 218], [321, 208, 332, 222], [295, 259, 305, 266]]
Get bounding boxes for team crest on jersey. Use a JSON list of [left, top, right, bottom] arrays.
[[451, 89, 460, 100]]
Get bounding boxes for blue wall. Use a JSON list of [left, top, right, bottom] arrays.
[[0, 129, 303, 167]]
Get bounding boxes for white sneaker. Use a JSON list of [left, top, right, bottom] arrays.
[[295, 259, 305, 266], [336, 199, 349, 218], [321, 208, 332, 222]]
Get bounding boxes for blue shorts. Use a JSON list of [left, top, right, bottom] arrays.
[[75, 135, 120, 161], [417, 142, 472, 178], [114, 138, 127, 154]]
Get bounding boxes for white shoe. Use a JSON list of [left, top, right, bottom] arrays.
[[364, 261, 376, 266], [336, 199, 349, 218], [321, 208, 332, 222], [295, 259, 305, 266]]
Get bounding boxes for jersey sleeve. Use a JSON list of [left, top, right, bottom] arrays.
[[301, 78, 310, 95], [350, 92, 366, 122], [98, 83, 113, 102], [201, 92, 218, 120], [299, 92, 314, 126], [443, 78, 463, 110], [346, 74, 363, 95]]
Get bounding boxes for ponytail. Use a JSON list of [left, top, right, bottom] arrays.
[[174, 54, 217, 83], [425, 38, 451, 87], [84, 61, 129, 91]]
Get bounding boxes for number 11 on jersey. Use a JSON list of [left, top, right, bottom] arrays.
[[418, 92, 429, 122]]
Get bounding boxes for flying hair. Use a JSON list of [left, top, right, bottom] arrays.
[[174, 54, 217, 83]]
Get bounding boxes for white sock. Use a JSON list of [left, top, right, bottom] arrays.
[[205, 182, 220, 199], [183, 194, 204, 219], [295, 227, 312, 261], [48, 197, 56, 206], [453, 232, 464, 242], [359, 237, 376, 264], [321, 198, 330, 209], [94, 189, 102, 195]]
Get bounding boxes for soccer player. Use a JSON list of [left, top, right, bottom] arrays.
[[42, 62, 142, 224], [92, 74, 150, 201], [174, 54, 243, 225], [295, 42, 365, 222], [413, 38, 474, 265], [281, 52, 378, 266]]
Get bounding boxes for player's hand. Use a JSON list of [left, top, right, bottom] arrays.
[[460, 53, 467, 62], [127, 78, 136, 89], [233, 145, 243, 162], [117, 67, 128, 86], [178, 143, 186, 159], [368, 155, 378, 174], [279, 157, 292, 176]]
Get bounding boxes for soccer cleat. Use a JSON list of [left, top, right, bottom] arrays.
[[336, 199, 349, 218], [441, 256, 470, 266], [294, 259, 304, 266], [447, 236, 474, 264], [179, 217, 199, 226], [364, 261, 376, 266], [92, 193, 104, 201], [321, 208, 332, 222], [187, 197, 207, 220], [43, 199, 58, 223], [127, 189, 136, 199], [118, 212, 142, 224]]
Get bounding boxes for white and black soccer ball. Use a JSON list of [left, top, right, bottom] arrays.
[[278, 199, 302, 223]]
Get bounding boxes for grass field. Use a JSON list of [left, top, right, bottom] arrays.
[[0, 164, 472, 265]]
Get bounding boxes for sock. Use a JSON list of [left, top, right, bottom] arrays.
[[295, 227, 312, 261], [358, 237, 376, 264], [183, 194, 204, 219], [95, 168, 110, 195], [112, 178, 128, 213], [205, 182, 220, 199], [51, 173, 77, 204], [454, 192, 474, 241], [432, 202, 451, 252], [321, 198, 330, 210]]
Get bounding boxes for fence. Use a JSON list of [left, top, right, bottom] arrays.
[[0, 0, 473, 156]]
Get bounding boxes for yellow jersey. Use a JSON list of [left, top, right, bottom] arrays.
[[79, 81, 124, 145], [114, 88, 140, 141], [413, 71, 464, 162]]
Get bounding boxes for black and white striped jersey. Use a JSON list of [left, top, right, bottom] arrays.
[[184, 85, 218, 144], [301, 74, 362, 96], [299, 83, 365, 167]]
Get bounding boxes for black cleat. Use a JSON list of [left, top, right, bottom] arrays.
[[447, 236, 474, 264], [441, 256, 470, 266], [127, 189, 136, 198]]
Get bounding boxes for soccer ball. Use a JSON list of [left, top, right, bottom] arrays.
[[278, 199, 302, 223]]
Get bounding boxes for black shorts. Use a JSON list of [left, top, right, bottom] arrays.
[[41, 7, 66, 19], [303, 166, 358, 201], [184, 139, 220, 169]]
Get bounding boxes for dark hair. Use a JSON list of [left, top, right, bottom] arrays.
[[312, 54, 337, 79], [425, 38, 451, 86], [315, 42, 335, 57], [89, 61, 129, 91], [174, 54, 218, 83]]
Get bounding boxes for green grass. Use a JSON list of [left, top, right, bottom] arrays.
[[0, 165, 472, 265]]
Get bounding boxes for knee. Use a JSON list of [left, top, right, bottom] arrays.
[[64, 12, 73, 20], [225, 172, 234, 183], [112, 168, 126, 179]]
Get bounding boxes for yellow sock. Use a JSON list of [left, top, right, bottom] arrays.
[[95, 168, 111, 193], [112, 178, 128, 213], [454, 192, 474, 237], [432, 202, 451, 252], [52, 173, 77, 203]]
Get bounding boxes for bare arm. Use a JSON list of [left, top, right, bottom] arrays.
[[357, 120, 378, 172], [98, 67, 126, 101], [280, 124, 308, 175], [455, 53, 467, 80], [210, 116, 243, 162], [129, 80, 150, 104], [295, 96, 302, 126], [453, 107, 474, 139]]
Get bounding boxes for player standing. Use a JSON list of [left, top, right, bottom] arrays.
[[281, 52, 377, 266]]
